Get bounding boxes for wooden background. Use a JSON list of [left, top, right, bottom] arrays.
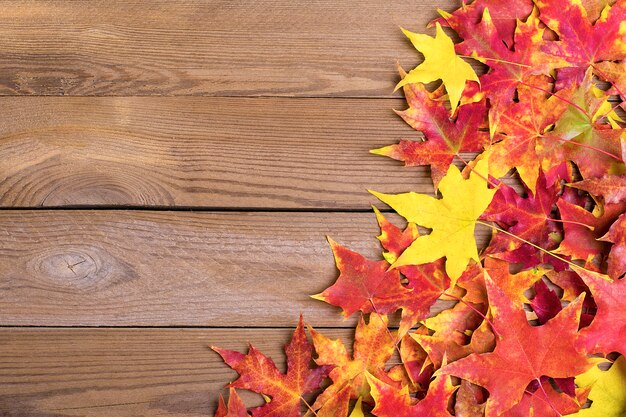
[[0, 1, 466, 415]]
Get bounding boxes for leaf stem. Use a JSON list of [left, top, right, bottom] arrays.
[[476, 220, 582, 271], [458, 54, 532, 68]]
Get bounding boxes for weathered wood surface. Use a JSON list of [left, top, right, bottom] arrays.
[[0, 97, 433, 209], [0, 328, 355, 416], [0, 0, 455, 97], [0, 210, 491, 327]]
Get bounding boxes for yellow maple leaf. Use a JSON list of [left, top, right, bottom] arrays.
[[397, 22, 478, 114], [572, 356, 626, 417], [370, 159, 495, 282]]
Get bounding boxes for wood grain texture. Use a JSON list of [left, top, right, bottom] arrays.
[[0, 210, 491, 327], [0, 328, 358, 417], [0, 96, 441, 209], [0, 0, 460, 97]]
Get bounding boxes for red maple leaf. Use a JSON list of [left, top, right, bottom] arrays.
[[440, 273, 593, 416], [309, 313, 397, 408], [482, 172, 562, 260], [215, 388, 249, 417], [537, 0, 626, 70], [312, 239, 411, 318], [443, 7, 566, 134], [212, 316, 328, 417], [571, 175, 626, 204], [601, 213, 626, 278], [371, 76, 489, 188], [367, 374, 457, 417], [576, 268, 626, 355], [499, 378, 581, 417], [434, 0, 533, 48]]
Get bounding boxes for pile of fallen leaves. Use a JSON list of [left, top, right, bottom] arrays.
[[212, 0, 626, 415]]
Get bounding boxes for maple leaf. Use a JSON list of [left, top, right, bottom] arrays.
[[601, 213, 626, 278], [212, 316, 328, 417], [397, 22, 479, 114], [441, 7, 567, 135], [372, 76, 489, 188], [571, 175, 626, 204], [455, 381, 487, 417], [499, 378, 581, 417], [215, 388, 249, 417], [481, 172, 562, 263], [370, 158, 496, 281], [576, 268, 626, 355], [572, 356, 626, 416], [482, 75, 573, 192], [367, 373, 457, 417], [594, 60, 626, 103], [485, 256, 546, 307], [309, 313, 396, 409], [536, 0, 626, 69], [433, 0, 534, 48], [313, 235, 445, 336], [554, 199, 626, 267], [530, 279, 563, 324], [440, 272, 593, 417], [311, 239, 411, 318], [412, 300, 495, 368], [373, 208, 450, 335], [543, 69, 626, 180]]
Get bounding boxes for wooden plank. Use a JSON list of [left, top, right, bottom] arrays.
[[0, 328, 358, 416], [0, 96, 439, 209], [0, 0, 454, 97], [0, 211, 492, 327]]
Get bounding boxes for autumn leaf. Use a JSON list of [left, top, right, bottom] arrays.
[[309, 313, 396, 409], [397, 22, 479, 114], [536, 0, 626, 70], [576, 268, 626, 355], [215, 388, 249, 417], [440, 272, 593, 417], [570, 175, 626, 204], [600, 213, 626, 278], [212, 316, 328, 417], [481, 171, 562, 268], [372, 76, 489, 188], [572, 356, 626, 416], [441, 7, 567, 135], [370, 158, 496, 281], [530, 279, 563, 324], [543, 69, 626, 180], [432, 0, 534, 48], [367, 373, 457, 417], [313, 236, 444, 336], [499, 378, 581, 417], [455, 381, 487, 417], [482, 75, 573, 192], [311, 239, 411, 318]]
